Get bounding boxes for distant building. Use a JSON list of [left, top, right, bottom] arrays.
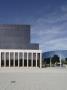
[[0, 24, 42, 68]]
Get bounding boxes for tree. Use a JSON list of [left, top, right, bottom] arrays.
[[51, 55, 60, 64]]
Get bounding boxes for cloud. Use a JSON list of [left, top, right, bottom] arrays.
[[44, 38, 67, 51], [60, 5, 67, 12], [31, 4, 67, 52]]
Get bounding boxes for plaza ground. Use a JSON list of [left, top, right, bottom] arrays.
[[0, 67, 67, 90]]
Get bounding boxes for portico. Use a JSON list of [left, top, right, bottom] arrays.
[[0, 49, 42, 68]]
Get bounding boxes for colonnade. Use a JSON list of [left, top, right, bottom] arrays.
[[0, 49, 42, 68]]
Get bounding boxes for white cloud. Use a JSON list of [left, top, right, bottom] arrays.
[[31, 4, 67, 52], [43, 38, 67, 52], [60, 5, 67, 12]]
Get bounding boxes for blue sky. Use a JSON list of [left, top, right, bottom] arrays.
[[0, 0, 67, 52]]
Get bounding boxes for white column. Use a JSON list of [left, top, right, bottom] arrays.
[[14, 52, 15, 67], [27, 52, 28, 67], [31, 53, 33, 67], [36, 53, 37, 67], [60, 55, 61, 67], [4, 52, 6, 67], [50, 57, 51, 67], [23, 52, 24, 67], [0, 52, 1, 67], [18, 52, 19, 67], [9, 52, 10, 67], [40, 53, 42, 68]]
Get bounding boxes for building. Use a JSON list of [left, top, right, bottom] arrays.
[[0, 24, 42, 68]]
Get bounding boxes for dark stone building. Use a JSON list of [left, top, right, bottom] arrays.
[[0, 24, 39, 49]]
